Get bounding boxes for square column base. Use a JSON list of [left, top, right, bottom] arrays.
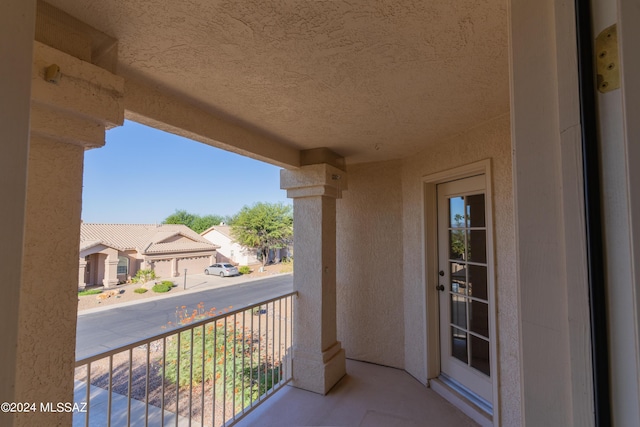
[[102, 279, 119, 288], [291, 342, 346, 395]]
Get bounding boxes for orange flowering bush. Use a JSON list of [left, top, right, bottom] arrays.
[[162, 302, 280, 410]]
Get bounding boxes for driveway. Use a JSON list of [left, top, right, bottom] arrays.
[[179, 271, 263, 291]]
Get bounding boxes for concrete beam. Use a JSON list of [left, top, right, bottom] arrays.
[[124, 78, 301, 168], [300, 148, 345, 171]]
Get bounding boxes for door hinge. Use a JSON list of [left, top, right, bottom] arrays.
[[595, 24, 619, 93]]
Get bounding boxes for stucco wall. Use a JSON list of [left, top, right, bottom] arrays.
[[0, 2, 34, 420], [400, 113, 519, 424], [203, 230, 258, 265], [165, 235, 189, 244], [336, 160, 405, 368]]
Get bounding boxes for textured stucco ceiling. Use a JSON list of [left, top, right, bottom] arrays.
[[47, 0, 509, 164]]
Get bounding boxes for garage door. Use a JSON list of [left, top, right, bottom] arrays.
[[152, 259, 172, 279], [178, 256, 210, 275]]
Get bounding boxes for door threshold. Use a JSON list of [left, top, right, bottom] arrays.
[[430, 376, 493, 427]]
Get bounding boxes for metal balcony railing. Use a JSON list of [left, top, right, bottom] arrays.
[[74, 292, 296, 427]]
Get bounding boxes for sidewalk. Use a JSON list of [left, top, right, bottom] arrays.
[[73, 380, 190, 427], [78, 267, 292, 315]]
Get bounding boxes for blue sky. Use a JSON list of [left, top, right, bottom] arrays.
[[82, 120, 290, 224]]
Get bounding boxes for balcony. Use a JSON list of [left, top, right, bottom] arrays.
[[74, 291, 478, 427]]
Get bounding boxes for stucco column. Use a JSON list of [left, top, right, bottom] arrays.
[[14, 40, 123, 426], [103, 249, 120, 288], [171, 258, 178, 277], [78, 259, 88, 290], [281, 163, 347, 394]]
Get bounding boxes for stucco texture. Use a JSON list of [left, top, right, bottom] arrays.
[[15, 136, 84, 426], [336, 160, 404, 368], [401, 114, 520, 425], [46, 0, 508, 165]]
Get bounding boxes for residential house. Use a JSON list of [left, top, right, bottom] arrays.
[[79, 223, 219, 288], [201, 224, 289, 266], [2, 1, 639, 426], [201, 225, 258, 266]]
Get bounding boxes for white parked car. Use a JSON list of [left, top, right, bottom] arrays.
[[204, 263, 239, 277]]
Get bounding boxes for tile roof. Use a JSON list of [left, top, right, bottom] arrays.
[[201, 224, 235, 239], [79, 239, 103, 252], [80, 223, 218, 254], [211, 225, 233, 239]]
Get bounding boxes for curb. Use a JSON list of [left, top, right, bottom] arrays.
[[78, 272, 292, 316]]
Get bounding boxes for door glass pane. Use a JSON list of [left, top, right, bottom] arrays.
[[469, 300, 489, 338], [450, 262, 466, 295], [450, 294, 467, 328], [468, 264, 487, 300], [449, 230, 465, 261], [451, 327, 468, 363], [466, 194, 486, 227], [467, 230, 487, 263], [470, 335, 490, 376], [449, 197, 465, 228]]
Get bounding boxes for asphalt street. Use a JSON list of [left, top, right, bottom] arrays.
[[76, 274, 293, 360]]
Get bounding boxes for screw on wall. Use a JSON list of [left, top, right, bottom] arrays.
[[44, 64, 61, 84]]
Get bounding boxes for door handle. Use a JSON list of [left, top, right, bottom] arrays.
[[436, 284, 445, 292]]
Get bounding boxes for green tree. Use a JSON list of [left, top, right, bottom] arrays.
[[191, 214, 228, 233], [163, 210, 228, 234], [163, 209, 197, 229], [230, 202, 293, 269], [451, 213, 465, 259]]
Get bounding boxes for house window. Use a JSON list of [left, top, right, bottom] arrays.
[[117, 256, 129, 275]]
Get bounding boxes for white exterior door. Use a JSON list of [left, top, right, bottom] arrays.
[[437, 174, 493, 405]]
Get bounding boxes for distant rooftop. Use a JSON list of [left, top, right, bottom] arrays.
[[80, 223, 218, 254]]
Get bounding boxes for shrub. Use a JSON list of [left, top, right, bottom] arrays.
[[132, 269, 157, 284], [238, 266, 251, 275], [78, 289, 102, 296], [134, 288, 148, 294], [163, 321, 280, 410], [252, 304, 268, 316], [152, 282, 172, 293]]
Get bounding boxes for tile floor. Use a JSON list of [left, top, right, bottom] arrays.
[[235, 359, 480, 427]]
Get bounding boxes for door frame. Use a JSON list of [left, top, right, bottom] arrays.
[[422, 159, 499, 425]]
